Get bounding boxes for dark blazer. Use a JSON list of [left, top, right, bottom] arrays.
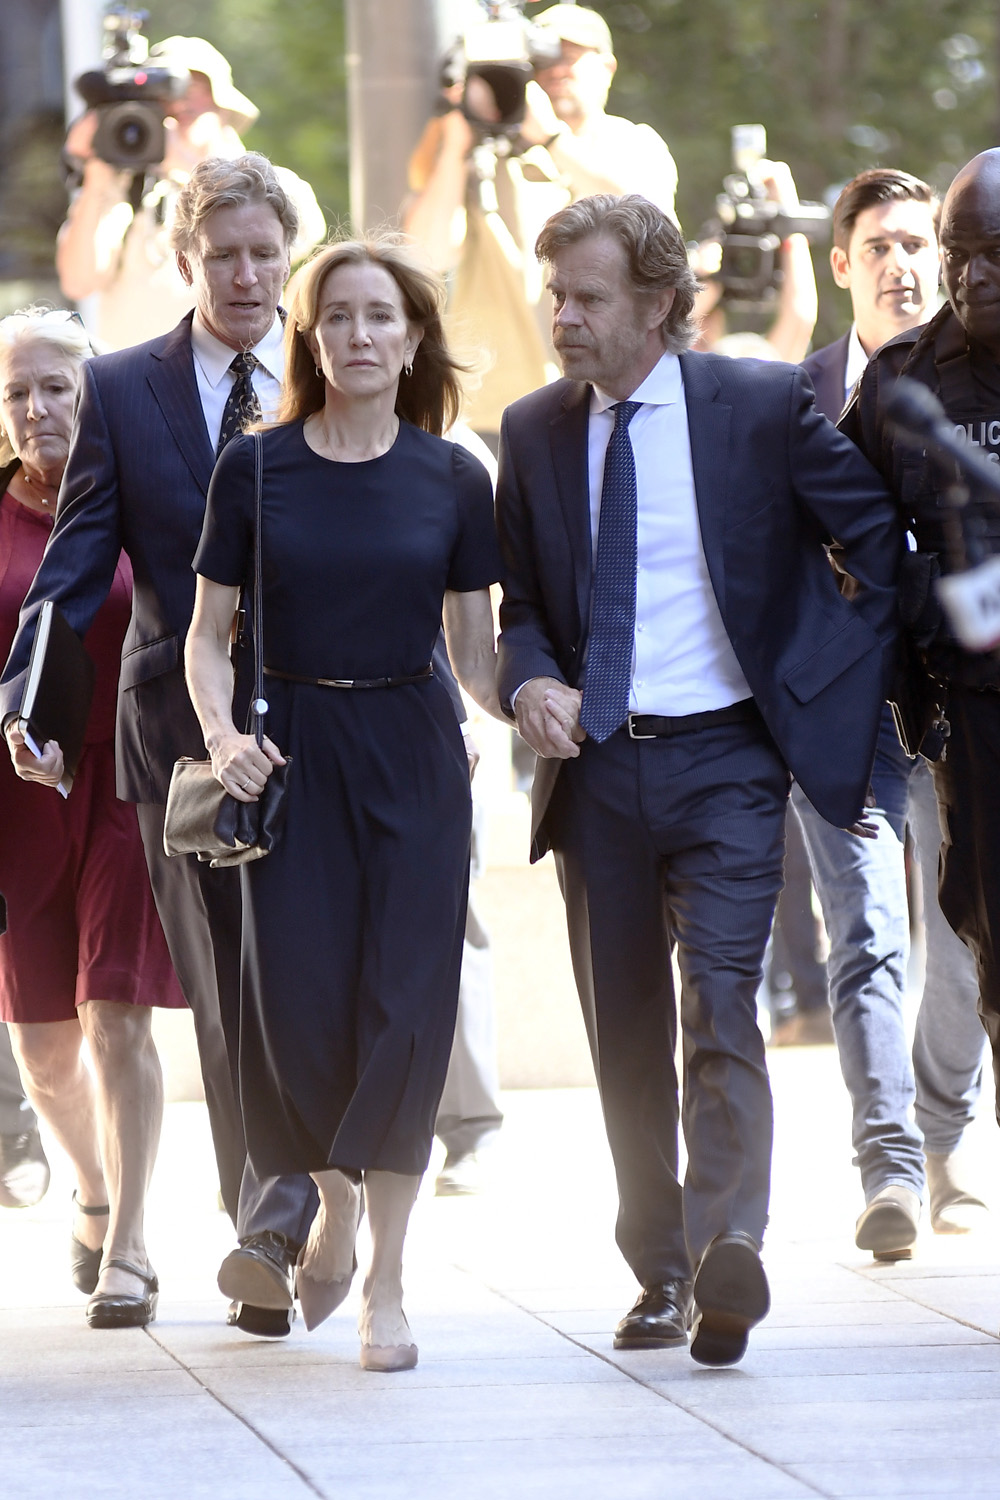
[[0, 313, 220, 803], [495, 351, 901, 859], [801, 331, 851, 424]]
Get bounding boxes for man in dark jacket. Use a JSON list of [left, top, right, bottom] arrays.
[[841, 147, 1000, 1135]]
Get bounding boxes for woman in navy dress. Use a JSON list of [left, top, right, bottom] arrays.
[[186, 237, 503, 1371]]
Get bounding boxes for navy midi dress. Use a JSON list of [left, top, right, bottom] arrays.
[[194, 419, 501, 1177]]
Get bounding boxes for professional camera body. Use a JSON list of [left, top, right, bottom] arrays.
[[440, 1, 561, 151], [711, 125, 830, 309], [73, 6, 188, 171]]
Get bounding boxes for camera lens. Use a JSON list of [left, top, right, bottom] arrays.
[[117, 118, 150, 152], [92, 100, 166, 169]]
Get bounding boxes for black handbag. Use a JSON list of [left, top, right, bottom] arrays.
[[163, 431, 291, 868]]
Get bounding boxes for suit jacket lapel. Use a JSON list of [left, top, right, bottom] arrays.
[[146, 313, 215, 496], [548, 381, 592, 637], [680, 352, 731, 616]]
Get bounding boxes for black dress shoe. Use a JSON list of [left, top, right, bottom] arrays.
[[691, 1231, 770, 1368], [227, 1300, 294, 1337], [613, 1281, 692, 1349], [86, 1259, 158, 1329], [69, 1191, 110, 1295], [217, 1230, 296, 1311]]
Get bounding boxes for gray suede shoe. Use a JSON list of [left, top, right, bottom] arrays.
[[855, 1184, 921, 1261], [925, 1151, 989, 1235]]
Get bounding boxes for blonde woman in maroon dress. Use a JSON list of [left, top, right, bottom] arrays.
[[0, 308, 184, 1328]]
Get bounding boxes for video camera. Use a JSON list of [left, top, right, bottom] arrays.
[[710, 125, 830, 309], [73, 6, 188, 171], [440, 0, 562, 152]]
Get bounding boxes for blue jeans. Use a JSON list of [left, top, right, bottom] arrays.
[[907, 758, 986, 1154], [790, 708, 924, 1200]]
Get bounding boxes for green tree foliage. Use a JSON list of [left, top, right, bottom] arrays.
[[130, 1, 998, 343], [141, 0, 348, 225], [548, 0, 998, 343]]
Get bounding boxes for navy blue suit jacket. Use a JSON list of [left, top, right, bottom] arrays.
[[495, 351, 901, 859], [0, 314, 222, 803], [801, 331, 851, 424]]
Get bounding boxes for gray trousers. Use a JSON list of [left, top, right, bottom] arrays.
[[907, 758, 986, 1154], [0, 1025, 34, 1137], [435, 888, 503, 1159]]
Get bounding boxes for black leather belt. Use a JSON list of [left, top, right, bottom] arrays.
[[626, 699, 758, 740], [264, 664, 433, 690]]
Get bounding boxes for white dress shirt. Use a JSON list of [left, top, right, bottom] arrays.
[[190, 311, 285, 451], [587, 353, 751, 715], [844, 324, 869, 405]]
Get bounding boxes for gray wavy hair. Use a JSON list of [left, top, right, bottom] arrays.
[[169, 152, 299, 255], [535, 193, 698, 354]]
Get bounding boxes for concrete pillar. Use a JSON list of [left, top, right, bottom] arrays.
[[345, 0, 470, 230]]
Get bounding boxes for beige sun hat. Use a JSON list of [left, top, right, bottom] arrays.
[[147, 36, 259, 131], [531, 5, 614, 56]]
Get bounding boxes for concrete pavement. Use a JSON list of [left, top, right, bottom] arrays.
[[2, 1045, 1000, 1500]]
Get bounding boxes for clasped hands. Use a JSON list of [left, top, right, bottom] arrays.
[[206, 729, 286, 803], [514, 677, 586, 759], [511, 680, 880, 844]]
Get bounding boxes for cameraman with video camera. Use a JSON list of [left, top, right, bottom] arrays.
[[691, 141, 823, 365], [403, 2, 678, 441], [57, 19, 323, 351]]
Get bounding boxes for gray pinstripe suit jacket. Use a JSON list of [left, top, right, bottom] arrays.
[[0, 313, 229, 803]]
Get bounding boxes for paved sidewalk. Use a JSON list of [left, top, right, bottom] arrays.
[[2, 1046, 999, 1500]]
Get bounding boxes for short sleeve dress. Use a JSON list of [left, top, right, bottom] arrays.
[[194, 418, 501, 1178], [0, 478, 184, 1022]]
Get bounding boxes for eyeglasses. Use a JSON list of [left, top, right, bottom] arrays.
[[0, 305, 96, 355]]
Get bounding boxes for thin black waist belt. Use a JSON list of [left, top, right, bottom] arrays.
[[625, 698, 758, 739], [264, 664, 434, 690]]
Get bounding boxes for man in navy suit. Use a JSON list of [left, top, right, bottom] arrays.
[[803, 167, 939, 422], [496, 193, 899, 1365], [0, 154, 314, 1333]]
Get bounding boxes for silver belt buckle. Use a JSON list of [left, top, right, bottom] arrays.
[[627, 714, 656, 740]]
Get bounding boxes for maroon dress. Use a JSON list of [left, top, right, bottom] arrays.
[[0, 485, 184, 1022]]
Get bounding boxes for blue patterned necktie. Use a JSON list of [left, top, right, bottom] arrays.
[[580, 400, 642, 743], [216, 351, 261, 457]]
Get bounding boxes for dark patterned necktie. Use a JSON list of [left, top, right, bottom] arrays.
[[216, 351, 261, 456], [580, 400, 642, 743]]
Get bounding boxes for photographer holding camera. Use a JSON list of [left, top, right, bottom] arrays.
[[57, 29, 324, 351], [403, 3, 678, 441], [692, 156, 820, 364]]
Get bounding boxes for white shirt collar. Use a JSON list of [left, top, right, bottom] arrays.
[[591, 351, 681, 414], [190, 310, 285, 388], [844, 323, 869, 398]]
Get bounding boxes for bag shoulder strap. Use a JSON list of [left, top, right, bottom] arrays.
[[249, 430, 266, 748]]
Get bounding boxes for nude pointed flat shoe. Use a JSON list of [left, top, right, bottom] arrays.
[[295, 1177, 363, 1332], [359, 1340, 418, 1373], [295, 1253, 357, 1332]]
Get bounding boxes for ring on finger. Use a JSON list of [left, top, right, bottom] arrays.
[[241, 775, 252, 790]]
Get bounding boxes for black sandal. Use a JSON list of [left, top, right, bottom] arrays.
[[70, 1191, 109, 1295], [86, 1258, 159, 1329]]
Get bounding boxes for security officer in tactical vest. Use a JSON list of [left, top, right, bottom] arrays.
[[841, 146, 1000, 1117]]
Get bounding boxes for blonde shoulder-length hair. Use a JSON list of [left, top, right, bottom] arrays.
[[277, 236, 467, 437]]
